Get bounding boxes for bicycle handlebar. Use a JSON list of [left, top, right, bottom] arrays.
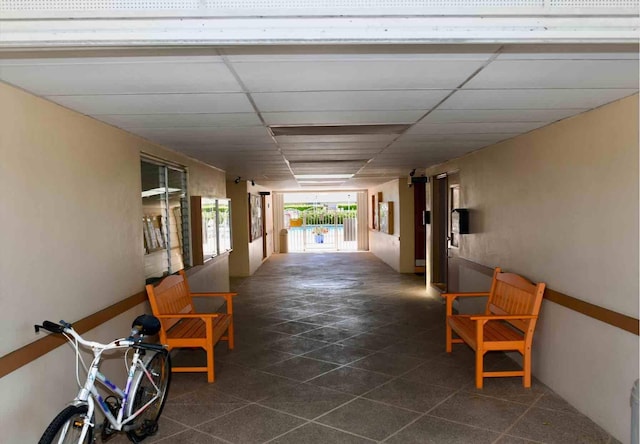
[[34, 319, 167, 352]]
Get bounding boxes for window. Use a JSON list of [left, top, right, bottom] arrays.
[[193, 197, 232, 264], [141, 158, 189, 281]]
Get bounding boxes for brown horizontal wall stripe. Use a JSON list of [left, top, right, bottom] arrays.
[[454, 256, 639, 336], [0, 291, 148, 379]]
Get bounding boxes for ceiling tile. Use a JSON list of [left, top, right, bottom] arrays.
[[421, 109, 583, 123], [465, 60, 639, 89], [133, 126, 274, 145], [47, 93, 254, 115], [0, 57, 241, 94], [232, 60, 486, 92], [263, 110, 424, 125], [252, 90, 449, 112], [408, 121, 549, 135], [100, 113, 261, 128], [497, 45, 640, 60], [440, 89, 638, 110]]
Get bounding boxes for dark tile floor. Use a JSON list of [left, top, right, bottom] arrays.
[[109, 252, 617, 443]]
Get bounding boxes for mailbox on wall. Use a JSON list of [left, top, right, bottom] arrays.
[[451, 208, 469, 235]]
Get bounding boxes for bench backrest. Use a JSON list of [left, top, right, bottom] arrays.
[[486, 267, 546, 336], [146, 270, 195, 331]]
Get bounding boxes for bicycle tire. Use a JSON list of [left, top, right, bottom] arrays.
[[38, 404, 93, 444], [126, 350, 171, 443]]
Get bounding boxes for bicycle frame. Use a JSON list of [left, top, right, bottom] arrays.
[[64, 331, 163, 442]]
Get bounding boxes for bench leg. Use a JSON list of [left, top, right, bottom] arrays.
[[445, 321, 452, 353], [475, 350, 484, 389], [206, 343, 215, 383], [523, 348, 532, 388]]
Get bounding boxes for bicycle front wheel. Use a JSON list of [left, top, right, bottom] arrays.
[[38, 404, 93, 444], [126, 350, 171, 442]]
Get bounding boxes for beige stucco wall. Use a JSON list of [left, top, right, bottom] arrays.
[[228, 180, 273, 276], [425, 95, 639, 443], [368, 179, 415, 273], [0, 81, 228, 442]]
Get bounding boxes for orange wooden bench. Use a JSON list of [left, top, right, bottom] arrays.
[[145, 270, 237, 382], [443, 267, 545, 388]]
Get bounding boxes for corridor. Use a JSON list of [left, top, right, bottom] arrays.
[[132, 253, 615, 443]]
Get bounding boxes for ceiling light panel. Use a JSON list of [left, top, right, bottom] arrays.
[[252, 90, 449, 112], [270, 124, 410, 136], [46, 93, 254, 115], [441, 89, 638, 110], [464, 60, 639, 89], [99, 113, 262, 129], [275, 134, 399, 143], [0, 57, 242, 95], [263, 110, 424, 126], [279, 142, 386, 151], [398, 133, 519, 143], [231, 60, 486, 92]]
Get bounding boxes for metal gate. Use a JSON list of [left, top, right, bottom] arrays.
[[285, 208, 357, 252]]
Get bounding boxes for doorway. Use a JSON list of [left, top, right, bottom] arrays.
[[430, 172, 460, 293]]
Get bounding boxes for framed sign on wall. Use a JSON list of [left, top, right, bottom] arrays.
[[248, 193, 263, 242]]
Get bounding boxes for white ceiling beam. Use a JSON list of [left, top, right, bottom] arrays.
[[1, 16, 638, 49]]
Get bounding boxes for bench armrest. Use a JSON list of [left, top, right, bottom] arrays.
[[469, 314, 537, 321], [154, 313, 221, 319]]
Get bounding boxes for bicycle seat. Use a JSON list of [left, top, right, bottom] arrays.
[[132, 314, 161, 336]]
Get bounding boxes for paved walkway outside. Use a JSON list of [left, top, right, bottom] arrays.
[[112, 252, 617, 443]]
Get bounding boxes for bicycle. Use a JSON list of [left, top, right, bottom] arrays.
[[35, 314, 172, 443]]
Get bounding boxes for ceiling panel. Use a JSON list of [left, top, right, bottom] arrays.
[[252, 90, 449, 112], [263, 110, 425, 125], [408, 121, 549, 135], [100, 113, 261, 128], [497, 45, 640, 60], [421, 108, 584, 123], [47, 93, 254, 115], [133, 126, 274, 145], [465, 60, 639, 89], [0, 57, 241, 94], [441, 89, 638, 110], [232, 60, 486, 92]]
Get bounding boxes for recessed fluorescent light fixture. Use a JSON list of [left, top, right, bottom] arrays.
[[297, 181, 346, 184], [141, 187, 181, 198], [270, 124, 410, 136], [294, 174, 353, 180]]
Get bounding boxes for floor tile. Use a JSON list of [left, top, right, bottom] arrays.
[[339, 332, 403, 350], [401, 361, 476, 389], [461, 377, 547, 405], [269, 423, 375, 443], [308, 366, 392, 395], [155, 429, 227, 443], [211, 365, 301, 402], [508, 406, 610, 443], [216, 348, 295, 369], [298, 326, 358, 343], [316, 398, 419, 441], [164, 386, 248, 426], [303, 343, 373, 365], [348, 351, 425, 376], [268, 336, 330, 355], [429, 391, 529, 433], [262, 356, 340, 381], [265, 321, 323, 335], [385, 415, 500, 444], [533, 391, 581, 414], [364, 378, 456, 412], [258, 382, 354, 419], [197, 404, 306, 444]]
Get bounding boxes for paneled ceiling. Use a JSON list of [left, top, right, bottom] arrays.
[[0, 44, 637, 189]]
